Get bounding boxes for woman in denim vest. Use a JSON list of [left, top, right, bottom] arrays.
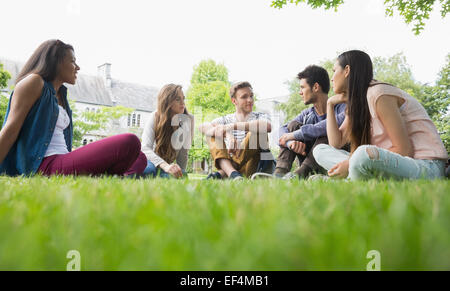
[[0, 39, 147, 177]]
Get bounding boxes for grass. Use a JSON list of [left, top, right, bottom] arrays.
[[0, 176, 449, 270]]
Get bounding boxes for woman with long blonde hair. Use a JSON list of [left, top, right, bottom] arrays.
[[141, 84, 194, 178]]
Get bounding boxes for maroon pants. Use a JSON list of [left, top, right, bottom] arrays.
[[38, 133, 147, 176]]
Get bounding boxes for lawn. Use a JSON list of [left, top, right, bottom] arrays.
[[0, 176, 449, 270]]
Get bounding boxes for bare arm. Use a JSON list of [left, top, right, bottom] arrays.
[[326, 95, 349, 149], [0, 74, 43, 164], [375, 95, 413, 157]]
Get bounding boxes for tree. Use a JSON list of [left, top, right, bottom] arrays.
[[71, 101, 133, 148], [186, 59, 234, 172], [434, 53, 450, 119], [372, 52, 448, 127], [0, 96, 8, 127], [186, 59, 234, 115], [270, 0, 450, 34], [426, 54, 450, 152], [186, 81, 234, 114], [373, 53, 422, 97], [276, 78, 308, 121], [0, 63, 12, 126], [190, 59, 229, 85]]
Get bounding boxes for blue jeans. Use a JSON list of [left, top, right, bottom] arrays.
[[313, 144, 446, 180], [143, 160, 187, 178]]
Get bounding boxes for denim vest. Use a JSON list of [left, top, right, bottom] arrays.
[[0, 81, 73, 176]]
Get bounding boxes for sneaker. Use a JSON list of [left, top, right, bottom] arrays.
[[205, 171, 223, 180], [282, 172, 298, 180], [273, 167, 288, 178], [308, 174, 330, 181], [294, 165, 314, 178], [229, 171, 244, 180], [250, 172, 275, 180]]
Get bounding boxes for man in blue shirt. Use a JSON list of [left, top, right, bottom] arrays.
[[275, 65, 347, 178]]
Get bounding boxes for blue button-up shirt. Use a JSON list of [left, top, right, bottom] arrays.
[[279, 103, 346, 147]]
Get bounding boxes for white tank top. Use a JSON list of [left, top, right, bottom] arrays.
[[44, 105, 70, 157]]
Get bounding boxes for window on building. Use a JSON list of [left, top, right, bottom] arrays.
[[132, 113, 136, 127], [84, 108, 90, 121], [137, 114, 141, 127], [83, 139, 87, 145], [127, 114, 131, 127], [89, 139, 93, 143]]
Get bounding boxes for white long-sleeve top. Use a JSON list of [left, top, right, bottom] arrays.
[[141, 111, 194, 170]]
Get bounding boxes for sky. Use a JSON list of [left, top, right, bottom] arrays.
[[1, 0, 449, 100]]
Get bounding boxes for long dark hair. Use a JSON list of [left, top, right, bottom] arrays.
[[16, 39, 74, 84], [154, 84, 188, 163], [337, 50, 373, 152]]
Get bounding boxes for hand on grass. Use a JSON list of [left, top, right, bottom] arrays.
[[165, 164, 183, 179], [328, 159, 349, 179]]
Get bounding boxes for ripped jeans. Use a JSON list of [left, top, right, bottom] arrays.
[[312, 144, 446, 180]]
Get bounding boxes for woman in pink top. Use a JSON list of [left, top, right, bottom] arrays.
[[312, 50, 448, 180]]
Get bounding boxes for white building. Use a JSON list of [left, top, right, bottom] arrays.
[[1, 58, 158, 147]]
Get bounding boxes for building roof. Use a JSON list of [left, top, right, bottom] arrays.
[[64, 74, 158, 112], [0, 58, 158, 112]]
